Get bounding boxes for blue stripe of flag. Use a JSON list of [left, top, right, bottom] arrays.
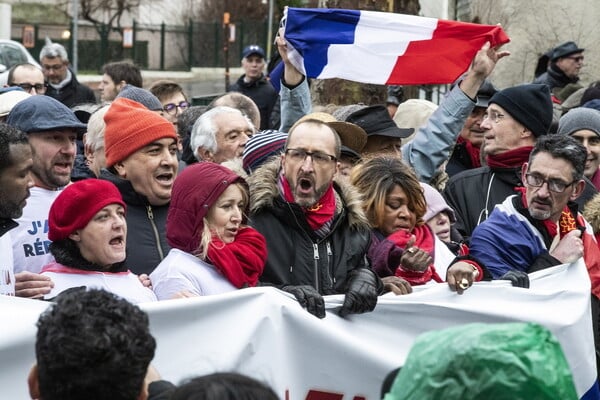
[[285, 8, 361, 77]]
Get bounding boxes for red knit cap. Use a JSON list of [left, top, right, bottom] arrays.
[[48, 179, 126, 241], [103, 97, 177, 167]]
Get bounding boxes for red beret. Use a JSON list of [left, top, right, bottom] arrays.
[[48, 179, 126, 241]]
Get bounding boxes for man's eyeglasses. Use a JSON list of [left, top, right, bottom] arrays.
[[482, 110, 506, 124], [42, 64, 64, 71], [285, 148, 337, 165], [525, 173, 576, 193], [163, 101, 190, 115], [566, 56, 584, 63], [11, 83, 47, 93]]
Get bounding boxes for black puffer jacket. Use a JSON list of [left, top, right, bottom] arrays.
[[248, 158, 376, 294], [45, 69, 97, 108], [100, 169, 170, 275], [444, 165, 598, 238], [229, 74, 278, 130]]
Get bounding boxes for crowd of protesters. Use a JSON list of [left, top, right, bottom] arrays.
[[0, 27, 599, 399]]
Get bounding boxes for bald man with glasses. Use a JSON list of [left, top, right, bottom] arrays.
[[6, 63, 46, 95]]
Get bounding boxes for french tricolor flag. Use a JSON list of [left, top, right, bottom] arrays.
[[283, 7, 510, 85]]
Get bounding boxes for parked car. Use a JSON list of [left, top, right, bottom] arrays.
[[0, 39, 41, 86]]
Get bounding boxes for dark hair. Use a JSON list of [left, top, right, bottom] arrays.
[[35, 288, 156, 400], [179, 106, 208, 165], [286, 119, 342, 158], [0, 123, 29, 171], [178, 105, 208, 139], [7, 62, 42, 85], [351, 155, 426, 228], [528, 135, 587, 181], [49, 238, 127, 273], [102, 60, 142, 88], [580, 83, 600, 106], [171, 372, 279, 400], [149, 79, 187, 102]]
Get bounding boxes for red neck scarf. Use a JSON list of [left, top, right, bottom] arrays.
[[457, 136, 481, 169], [279, 173, 336, 231], [516, 187, 575, 238], [592, 169, 600, 191], [206, 227, 267, 288], [486, 146, 533, 169], [388, 225, 443, 285]]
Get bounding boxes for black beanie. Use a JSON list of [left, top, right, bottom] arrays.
[[489, 84, 553, 137]]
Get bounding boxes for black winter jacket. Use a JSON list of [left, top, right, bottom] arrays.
[[100, 169, 170, 275], [444, 165, 598, 238], [248, 159, 375, 294], [446, 141, 476, 178], [533, 63, 579, 92], [45, 69, 97, 108], [229, 74, 278, 130]]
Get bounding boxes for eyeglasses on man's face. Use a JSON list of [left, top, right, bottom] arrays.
[[163, 101, 190, 115], [482, 110, 506, 124], [42, 64, 65, 72], [525, 173, 576, 193], [285, 148, 337, 165], [565, 55, 584, 63], [11, 82, 47, 93]]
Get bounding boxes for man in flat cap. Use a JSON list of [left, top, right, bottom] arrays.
[[533, 41, 584, 92], [6, 96, 86, 297]]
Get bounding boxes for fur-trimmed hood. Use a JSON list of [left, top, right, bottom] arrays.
[[248, 156, 370, 231], [583, 193, 600, 234]]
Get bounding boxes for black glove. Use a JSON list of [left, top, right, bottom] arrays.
[[339, 269, 379, 318], [500, 270, 530, 288], [282, 285, 325, 318]]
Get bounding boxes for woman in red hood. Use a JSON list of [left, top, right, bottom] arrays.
[[150, 163, 267, 300]]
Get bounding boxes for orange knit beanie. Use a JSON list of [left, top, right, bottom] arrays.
[[103, 98, 177, 167]]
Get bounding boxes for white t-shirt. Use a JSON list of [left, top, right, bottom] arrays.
[[12, 187, 62, 274], [150, 248, 237, 300], [0, 231, 15, 296], [41, 263, 157, 304]]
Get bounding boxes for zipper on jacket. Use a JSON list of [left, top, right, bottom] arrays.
[[326, 241, 335, 285], [312, 243, 320, 292], [146, 205, 165, 260]]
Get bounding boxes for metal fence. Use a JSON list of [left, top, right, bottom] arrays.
[[11, 18, 273, 72]]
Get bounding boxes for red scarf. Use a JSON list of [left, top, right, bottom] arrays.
[[486, 146, 533, 169], [457, 136, 481, 169], [388, 225, 443, 285], [206, 227, 267, 288], [279, 173, 336, 231], [517, 188, 600, 298], [592, 168, 600, 191]]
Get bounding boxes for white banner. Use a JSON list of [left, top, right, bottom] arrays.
[[1, 260, 598, 400]]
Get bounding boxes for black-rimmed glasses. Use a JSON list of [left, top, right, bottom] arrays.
[[11, 83, 47, 93], [525, 173, 576, 193], [285, 148, 337, 165]]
